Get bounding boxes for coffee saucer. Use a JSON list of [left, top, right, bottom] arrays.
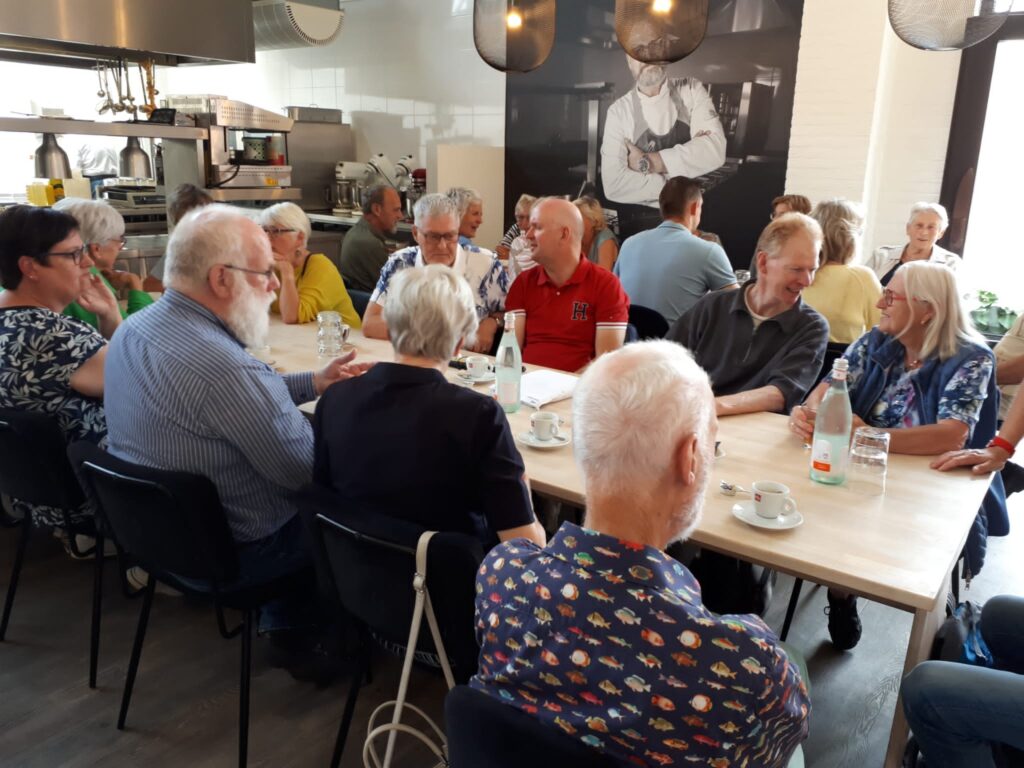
[[731, 501, 803, 531], [456, 370, 496, 384], [516, 432, 571, 450]]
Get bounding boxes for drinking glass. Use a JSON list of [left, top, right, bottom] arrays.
[[317, 311, 348, 360], [848, 427, 890, 495]]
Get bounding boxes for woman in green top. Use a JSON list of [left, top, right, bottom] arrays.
[[53, 198, 154, 328], [259, 202, 361, 328]]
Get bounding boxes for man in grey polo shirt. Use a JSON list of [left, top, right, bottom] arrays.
[[338, 184, 405, 293], [668, 212, 828, 416], [614, 176, 737, 325]]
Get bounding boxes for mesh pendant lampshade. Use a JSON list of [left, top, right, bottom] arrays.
[[615, 0, 709, 63], [888, 0, 1016, 51], [473, 0, 556, 73]]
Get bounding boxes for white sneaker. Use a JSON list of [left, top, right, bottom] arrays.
[[54, 530, 118, 560], [125, 566, 183, 597]]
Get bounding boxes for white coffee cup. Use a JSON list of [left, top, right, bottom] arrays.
[[751, 480, 797, 519], [466, 355, 490, 378], [530, 411, 560, 441]]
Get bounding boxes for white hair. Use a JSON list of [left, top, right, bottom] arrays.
[[259, 201, 311, 242], [52, 198, 124, 245], [413, 193, 460, 229], [165, 205, 254, 292], [574, 340, 714, 500], [446, 187, 482, 218], [907, 202, 949, 230], [895, 261, 984, 361], [383, 264, 479, 362]]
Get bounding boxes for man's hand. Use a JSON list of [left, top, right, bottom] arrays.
[[313, 350, 375, 395], [789, 404, 816, 442], [931, 446, 1011, 475], [625, 140, 645, 172], [646, 151, 667, 174], [465, 317, 498, 353]]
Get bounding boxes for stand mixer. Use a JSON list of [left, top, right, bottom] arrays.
[[333, 153, 419, 217]]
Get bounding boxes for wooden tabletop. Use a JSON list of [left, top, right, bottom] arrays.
[[266, 319, 990, 614]]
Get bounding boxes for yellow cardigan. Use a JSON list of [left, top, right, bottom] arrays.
[[801, 263, 882, 344], [273, 252, 362, 328]]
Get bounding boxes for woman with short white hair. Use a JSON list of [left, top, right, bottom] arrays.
[[312, 264, 545, 547], [258, 202, 360, 327], [53, 197, 154, 328], [446, 186, 484, 245], [864, 202, 960, 287], [791, 261, 1005, 651]]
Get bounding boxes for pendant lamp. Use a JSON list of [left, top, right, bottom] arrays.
[[888, 0, 1016, 51], [615, 0, 709, 63], [474, 0, 557, 73]]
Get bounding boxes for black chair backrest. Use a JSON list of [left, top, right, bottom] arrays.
[[68, 442, 239, 585], [628, 304, 669, 340], [300, 486, 482, 680], [0, 408, 84, 510], [348, 289, 371, 320], [815, 341, 849, 387], [445, 686, 619, 768]]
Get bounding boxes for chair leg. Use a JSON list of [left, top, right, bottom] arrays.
[[330, 647, 368, 768], [238, 609, 252, 768], [780, 578, 804, 642], [0, 517, 32, 641], [89, 531, 105, 688], [118, 579, 155, 730]]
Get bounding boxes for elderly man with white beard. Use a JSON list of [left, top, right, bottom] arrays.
[[104, 205, 371, 641]]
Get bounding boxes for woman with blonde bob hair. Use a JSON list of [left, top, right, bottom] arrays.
[[791, 261, 1005, 650], [573, 196, 618, 270]]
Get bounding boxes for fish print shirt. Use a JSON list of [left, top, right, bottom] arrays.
[[470, 523, 810, 767]]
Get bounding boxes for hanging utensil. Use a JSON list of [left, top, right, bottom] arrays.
[[109, 59, 124, 113], [122, 58, 137, 117]]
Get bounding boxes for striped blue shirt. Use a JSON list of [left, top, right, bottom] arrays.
[[104, 289, 317, 542]]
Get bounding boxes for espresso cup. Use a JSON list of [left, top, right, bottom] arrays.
[[466, 355, 490, 378], [530, 411, 560, 442], [751, 480, 797, 520]]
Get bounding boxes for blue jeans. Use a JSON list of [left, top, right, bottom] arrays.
[[902, 595, 1024, 767]]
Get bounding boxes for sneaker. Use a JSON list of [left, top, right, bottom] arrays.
[[53, 530, 118, 560], [825, 590, 862, 650], [125, 566, 183, 597]]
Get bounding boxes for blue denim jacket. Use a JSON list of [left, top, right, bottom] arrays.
[[846, 329, 1007, 576]]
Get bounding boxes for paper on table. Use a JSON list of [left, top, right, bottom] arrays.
[[520, 369, 577, 409]]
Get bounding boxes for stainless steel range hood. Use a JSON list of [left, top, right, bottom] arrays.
[[0, 0, 256, 69]]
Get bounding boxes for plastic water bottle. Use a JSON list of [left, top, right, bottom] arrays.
[[495, 311, 522, 414], [810, 358, 853, 485]]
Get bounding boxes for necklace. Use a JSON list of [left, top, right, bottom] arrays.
[[906, 357, 923, 371]]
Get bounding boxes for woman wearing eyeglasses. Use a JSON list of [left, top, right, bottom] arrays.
[[53, 198, 153, 329], [790, 261, 1005, 651], [0, 205, 119, 530], [258, 202, 361, 328]]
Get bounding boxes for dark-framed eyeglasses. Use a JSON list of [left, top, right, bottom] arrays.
[[420, 231, 459, 246], [222, 264, 276, 281], [882, 289, 909, 307], [39, 245, 88, 265], [262, 227, 296, 237]]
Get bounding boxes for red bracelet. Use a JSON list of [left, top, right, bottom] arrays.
[[987, 436, 1016, 457]]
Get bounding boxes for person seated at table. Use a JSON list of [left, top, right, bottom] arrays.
[[507, 196, 542, 281], [993, 314, 1024, 496], [446, 187, 489, 250], [0, 205, 118, 532], [314, 264, 544, 549], [470, 340, 810, 767], [901, 595, 1024, 768], [53, 198, 154, 328], [801, 198, 882, 344], [791, 261, 1005, 651], [144, 183, 213, 292], [614, 175, 738, 326], [259, 202, 361, 328], [668, 212, 828, 416], [104, 204, 371, 636], [495, 193, 535, 261], [338, 184, 405, 294], [363, 193, 507, 353], [863, 202, 960, 287], [506, 198, 629, 373], [572, 196, 618, 271]]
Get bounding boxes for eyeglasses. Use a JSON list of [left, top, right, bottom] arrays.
[[222, 264, 276, 281], [106, 236, 127, 249], [882, 289, 909, 307], [419, 231, 459, 246], [40, 245, 88, 265], [262, 227, 296, 237]]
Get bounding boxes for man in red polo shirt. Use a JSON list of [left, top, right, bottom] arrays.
[[506, 198, 629, 373]]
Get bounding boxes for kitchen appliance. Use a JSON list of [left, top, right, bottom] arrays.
[[119, 137, 153, 178], [332, 154, 417, 217], [34, 133, 72, 179], [97, 180, 167, 234], [286, 106, 355, 211]]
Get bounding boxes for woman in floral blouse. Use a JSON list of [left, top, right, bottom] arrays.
[[790, 261, 1005, 650], [0, 205, 120, 528]]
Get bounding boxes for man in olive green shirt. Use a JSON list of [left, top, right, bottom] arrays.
[[338, 185, 404, 293]]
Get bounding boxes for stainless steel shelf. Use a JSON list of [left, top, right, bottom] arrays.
[[0, 116, 207, 140], [205, 187, 302, 202]]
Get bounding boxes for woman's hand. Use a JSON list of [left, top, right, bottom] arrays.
[[77, 273, 122, 338], [931, 446, 1011, 475], [789, 404, 816, 442], [101, 268, 143, 293], [274, 255, 296, 281]]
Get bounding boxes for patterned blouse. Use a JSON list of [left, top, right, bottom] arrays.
[[839, 334, 993, 432], [470, 523, 809, 767], [0, 307, 107, 526]]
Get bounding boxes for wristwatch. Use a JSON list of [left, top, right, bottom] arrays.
[[637, 154, 650, 175]]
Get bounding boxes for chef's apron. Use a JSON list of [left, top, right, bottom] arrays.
[[613, 86, 692, 240]]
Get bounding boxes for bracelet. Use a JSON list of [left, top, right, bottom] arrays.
[[987, 436, 1016, 457]]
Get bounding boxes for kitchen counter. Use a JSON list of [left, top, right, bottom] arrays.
[[308, 212, 413, 234]]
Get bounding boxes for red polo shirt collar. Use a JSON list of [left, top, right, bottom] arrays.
[[535, 253, 590, 288]]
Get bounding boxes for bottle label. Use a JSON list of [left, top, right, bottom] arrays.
[[811, 439, 833, 472]]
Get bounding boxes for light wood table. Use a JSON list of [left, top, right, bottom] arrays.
[[266, 319, 991, 768]]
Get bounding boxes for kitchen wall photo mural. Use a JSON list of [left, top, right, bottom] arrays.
[[503, 0, 805, 267]]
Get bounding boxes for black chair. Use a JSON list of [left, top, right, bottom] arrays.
[[814, 341, 849, 386], [445, 686, 619, 768], [0, 410, 98, 651], [298, 486, 482, 768], [628, 304, 669, 340], [69, 441, 309, 768], [349, 289, 371, 320]]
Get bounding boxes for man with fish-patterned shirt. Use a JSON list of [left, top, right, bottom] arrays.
[[470, 341, 809, 767]]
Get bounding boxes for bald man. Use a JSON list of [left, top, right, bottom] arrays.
[[505, 198, 629, 373]]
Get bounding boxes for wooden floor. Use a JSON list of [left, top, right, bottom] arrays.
[[2, 490, 1022, 767]]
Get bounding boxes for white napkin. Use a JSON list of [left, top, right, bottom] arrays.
[[520, 369, 577, 409]]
